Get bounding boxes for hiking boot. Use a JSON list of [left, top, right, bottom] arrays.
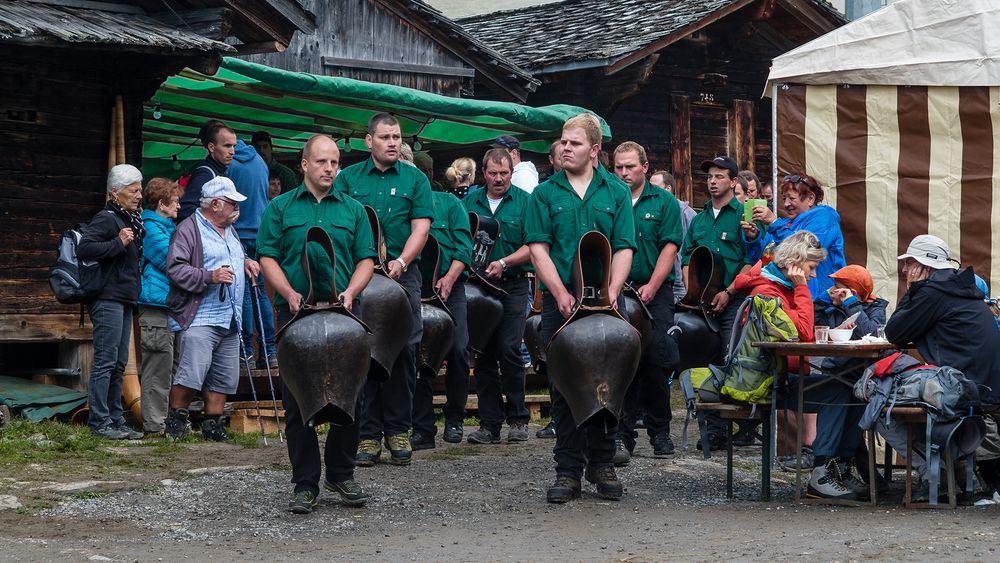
[[836, 460, 870, 498], [536, 420, 556, 439], [324, 479, 370, 507], [467, 427, 501, 444], [546, 475, 581, 503], [409, 431, 436, 451], [91, 425, 129, 440], [779, 447, 814, 472], [384, 433, 412, 465], [732, 423, 759, 447], [651, 432, 675, 457], [201, 417, 230, 442], [696, 434, 727, 452], [112, 421, 143, 440], [806, 459, 858, 500], [612, 440, 631, 467], [507, 422, 529, 443], [288, 490, 319, 514], [164, 408, 191, 440], [585, 464, 624, 500], [442, 423, 463, 443], [356, 439, 382, 467]]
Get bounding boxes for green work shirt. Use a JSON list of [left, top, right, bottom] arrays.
[[680, 196, 748, 287], [272, 160, 300, 194], [334, 157, 434, 259], [257, 184, 377, 306], [463, 185, 533, 276], [522, 167, 637, 287], [429, 190, 473, 278], [629, 182, 683, 285]]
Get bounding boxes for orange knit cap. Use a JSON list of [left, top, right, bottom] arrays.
[[829, 265, 876, 302]]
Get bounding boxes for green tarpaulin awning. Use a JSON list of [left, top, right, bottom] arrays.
[[0, 376, 86, 423], [143, 57, 609, 177]]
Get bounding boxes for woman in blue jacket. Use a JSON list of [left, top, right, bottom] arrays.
[[137, 178, 181, 435], [742, 174, 846, 298]]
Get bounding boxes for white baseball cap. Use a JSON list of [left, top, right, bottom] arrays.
[[201, 176, 246, 202]]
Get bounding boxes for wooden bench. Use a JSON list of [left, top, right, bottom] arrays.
[[432, 394, 551, 421], [696, 402, 773, 501]]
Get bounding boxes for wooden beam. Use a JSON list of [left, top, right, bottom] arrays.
[[601, 54, 660, 117], [259, 0, 317, 34], [605, 0, 756, 76], [753, 0, 778, 20], [670, 94, 692, 206], [776, 0, 839, 35], [321, 56, 476, 78], [730, 99, 755, 172], [23, 0, 144, 14], [0, 313, 93, 343], [236, 41, 287, 55]]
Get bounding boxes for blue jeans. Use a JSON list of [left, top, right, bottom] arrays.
[[88, 299, 133, 431], [241, 239, 276, 360]]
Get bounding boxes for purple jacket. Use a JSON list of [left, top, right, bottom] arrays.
[[166, 214, 214, 330]]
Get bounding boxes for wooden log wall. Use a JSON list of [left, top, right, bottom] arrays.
[[248, 0, 473, 97]]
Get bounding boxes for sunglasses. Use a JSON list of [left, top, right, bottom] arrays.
[[782, 174, 819, 191]]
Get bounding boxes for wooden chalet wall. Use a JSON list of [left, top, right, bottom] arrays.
[[0, 45, 192, 374], [248, 0, 475, 97]]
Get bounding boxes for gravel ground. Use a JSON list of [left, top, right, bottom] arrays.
[[4, 422, 1000, 561]]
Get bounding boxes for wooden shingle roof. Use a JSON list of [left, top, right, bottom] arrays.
[[459, 0, 845, 73], [0, 0, 234, 52]]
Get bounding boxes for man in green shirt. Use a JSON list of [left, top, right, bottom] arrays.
[[410, 153, 474, 449], [611, 142, 683, 464], [523, 114, 637, 503], [334, 113, 433, 466], [462, 148, 534, 445], [680, 155, 751, 450], [251, 130, 299, 194], [257, 135, 377, 515]]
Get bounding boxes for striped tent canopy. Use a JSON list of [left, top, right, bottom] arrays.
[[766, 0, 1000, 308]]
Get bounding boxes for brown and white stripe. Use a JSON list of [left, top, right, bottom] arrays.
[[775, 83, 999, 308]]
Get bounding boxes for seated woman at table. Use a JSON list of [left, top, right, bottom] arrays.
[[732, 231, 825, 480], [809, 265, 889, 501]]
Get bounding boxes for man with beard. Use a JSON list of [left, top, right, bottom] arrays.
[[335, 113, 433, 466], [165, 177, 259, 441]]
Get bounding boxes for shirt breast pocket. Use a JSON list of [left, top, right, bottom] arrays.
[[431, 218, 449, 236], [389, 186, 413, 219], [591, 202, 615, 233], [349, 186, 371, 202], [637, 210, 661, 240], [549, 202, 574, 241], [500, 217, 522, 246]]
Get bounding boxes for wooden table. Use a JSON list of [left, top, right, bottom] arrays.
[[753, 340, 896, 505]]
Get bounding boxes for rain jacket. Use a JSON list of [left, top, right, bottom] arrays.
[[138, 209, 174, 307], [813, 293, 889, 375], [746, 204, 846, 298], [885, 267, 1000, 406], [226, 139, 270, 240], [733, 261, 815, 373]]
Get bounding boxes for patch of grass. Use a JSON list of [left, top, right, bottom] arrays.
[[71, 490, 108, 500], [228, 431, 266, 449], [0, 420, 125, 467]]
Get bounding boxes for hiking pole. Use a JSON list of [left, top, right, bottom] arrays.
[[251, 275, 283, 442], [225, 278, 269, 446]]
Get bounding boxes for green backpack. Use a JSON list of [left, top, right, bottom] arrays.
[[680, 295, 798, 451]]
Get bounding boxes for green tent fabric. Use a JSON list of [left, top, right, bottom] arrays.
[[0, 376, 87, 423], [143, 57, 610, 178]]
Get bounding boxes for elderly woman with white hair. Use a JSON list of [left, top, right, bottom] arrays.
[[77, 164, 146, 440]]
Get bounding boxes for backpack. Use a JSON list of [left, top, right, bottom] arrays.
[[680, 295, 798, 454], [855, 352, 981, 423], [49, 211, 124, 305]]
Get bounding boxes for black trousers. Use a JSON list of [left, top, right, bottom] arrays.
[[276, 305, 360, 495], [475, 277, 530, 433], [541, 290, 615, 478], [360, 267, 422, 440], [413, 279, 470, 435], [619, 284, 676, 451]]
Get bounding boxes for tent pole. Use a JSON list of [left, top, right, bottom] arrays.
[[771, 83, 779, 212]]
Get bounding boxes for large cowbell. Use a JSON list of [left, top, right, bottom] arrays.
[[358, 206, 413, 382], [671, 310, 722, 374], [546, 231, 641, 428], [621, 284, 653, 361], [677, 245, 726, 332], [465, 212, 506, 353], [276, 227, 372, 427], [417, 234, 455, 378]]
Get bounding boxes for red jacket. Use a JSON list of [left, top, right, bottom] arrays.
[[733, 262, 815, 373]]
